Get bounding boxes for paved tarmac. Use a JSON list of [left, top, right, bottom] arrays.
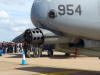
[[0, 52, 100, 75]]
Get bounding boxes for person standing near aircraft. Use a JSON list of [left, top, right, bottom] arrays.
[[2, 41, 6, 54]]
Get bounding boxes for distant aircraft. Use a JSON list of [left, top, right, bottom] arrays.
[[13, 0, 100, 57]]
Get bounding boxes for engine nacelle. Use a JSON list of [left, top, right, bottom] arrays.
[[24, 28, 79, 45], [24, 28, 44, 44]]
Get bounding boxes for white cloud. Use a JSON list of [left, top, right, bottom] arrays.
[[15, 19, 31, 25], [0, 10, 14, 28], [0, 0, 34, 13], [12, 26, 26, 32], [0, 0, 34, 42], [0, 19, 10, 24], [0, 10, 10, 18]]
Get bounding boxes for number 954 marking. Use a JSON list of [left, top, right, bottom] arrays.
[[58, 4, 81, 16]]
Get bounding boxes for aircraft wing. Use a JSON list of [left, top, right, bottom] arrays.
[[12, 33, 24, 43]]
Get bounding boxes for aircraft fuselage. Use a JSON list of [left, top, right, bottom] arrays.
[[31, 0, 100, 40]]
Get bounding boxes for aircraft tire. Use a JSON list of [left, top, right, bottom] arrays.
[[48, 49, 53, 57], [65, 53, 70, 57]]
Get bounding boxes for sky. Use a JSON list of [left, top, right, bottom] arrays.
[[0, 0, 35, 42]]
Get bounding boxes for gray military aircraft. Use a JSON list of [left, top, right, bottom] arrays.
[[13, 0, 100, 57]]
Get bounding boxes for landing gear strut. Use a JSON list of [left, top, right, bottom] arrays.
[[24, 43, 31, 58], [33, 45, 42, 57], [33, 47, 42, 57]]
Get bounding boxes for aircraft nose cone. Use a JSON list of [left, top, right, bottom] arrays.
[[31, 1, 39, 25], [31, 0, 48, 25]]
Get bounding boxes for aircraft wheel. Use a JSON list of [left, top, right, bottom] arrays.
[[65, 53, 70, 57], [48, 49, 53, 56]]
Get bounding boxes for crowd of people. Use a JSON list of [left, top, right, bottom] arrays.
[[0, 41, 54, 57], [0, 41, 24, 54]]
